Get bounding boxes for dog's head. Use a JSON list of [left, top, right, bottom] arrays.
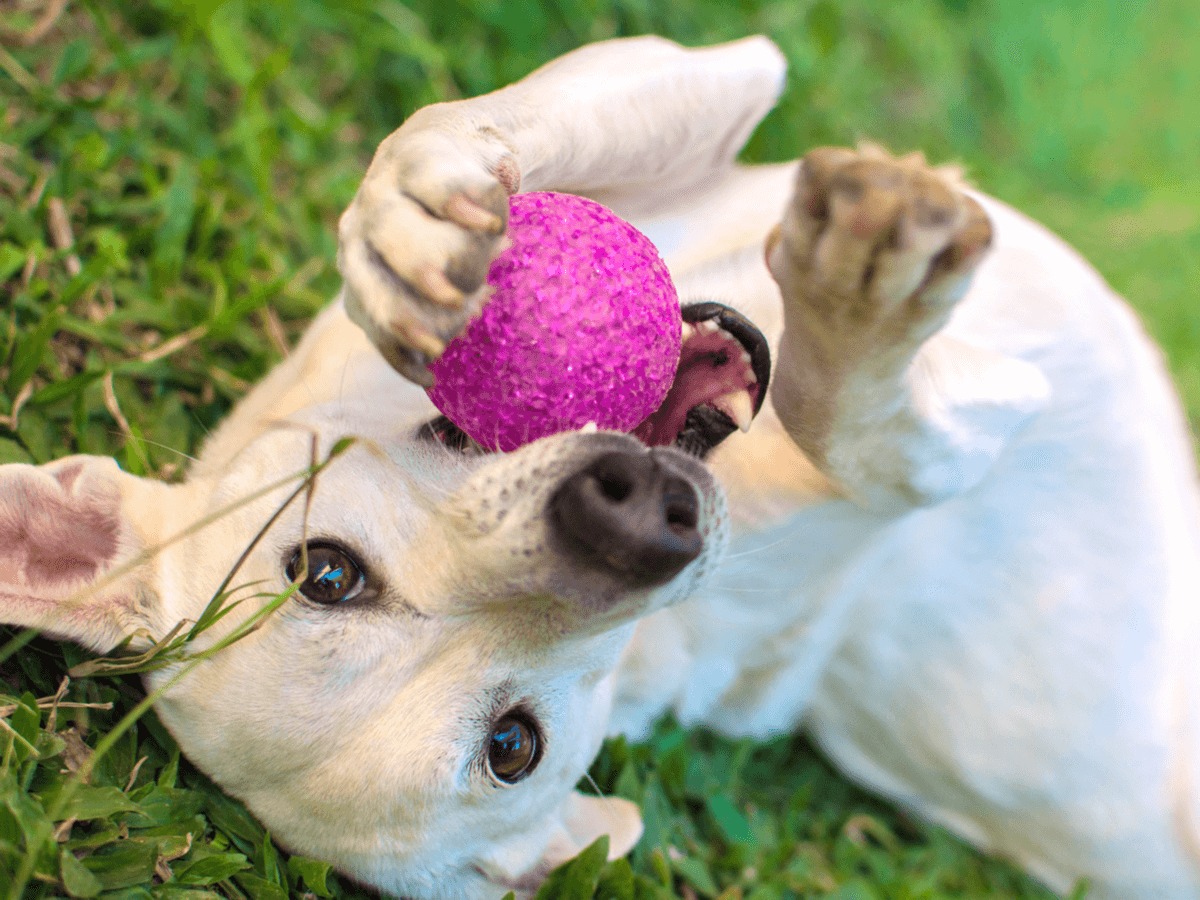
[[0, 302, 768, 897]]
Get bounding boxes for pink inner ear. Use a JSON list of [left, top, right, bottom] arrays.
[[54, 460, 85, 491], [0, 466, 121, 589]]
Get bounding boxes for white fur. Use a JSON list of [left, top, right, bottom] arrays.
[[3, 35, 1198, 899]]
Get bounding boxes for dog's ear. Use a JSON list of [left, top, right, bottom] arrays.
[[0, 456, 177, 652], [478, 791, 643, 889]]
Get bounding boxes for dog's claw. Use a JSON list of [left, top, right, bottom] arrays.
[[407, 362, 435, 388], [392, 319, 447, 360], [397, 357, 435, 388], [416, 264, 467, 308], [337, 130, 513, 386], [446, 192, 504, 234]]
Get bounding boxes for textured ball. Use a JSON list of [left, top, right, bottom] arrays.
[[427, 192, 681, 452]]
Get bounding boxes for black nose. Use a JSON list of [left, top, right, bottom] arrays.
[[551, 451, 702, 587]]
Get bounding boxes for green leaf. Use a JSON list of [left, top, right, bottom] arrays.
[[82, 839, 159, 890], [806, 0, 843, 56], [135, 785, 206, 826], [174, 851, 251, 885], [152, 888, 224, 899], [157, 749, 181, 789], [53, 39, 93, 86], [745, 887, 785, 900], [286, 855, 334, 897], [535, 835, 609, 900], [671, 854, 718, 897], [9, 692, 41, 760], [51, 785, 142, 821], [595, 856, 636, 900], [0, 242, 26, 283], [96, 888, 153, 900], [613, 760, 641, 802], [6, 309, 60, 396], [256, 831, 282, 884], [93, 721, 137, 789], [146, 829, 199, 864], [60, 846, 103, 898], [153, 888, 224, 899], [328, 435, 357, 459], [196, 780, 264, 847], [204, 0, 255, 86], [36, 730, 66, 760], [64, 823, 120, 851], [30, 369, 103, 406], [647, 848, 671, 887], [154, 159, 200, 281], [233, 871, 290, 900], [706, 794, 754, 846]]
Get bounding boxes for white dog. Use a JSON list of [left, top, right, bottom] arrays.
[[3, 36, 1198, 899]]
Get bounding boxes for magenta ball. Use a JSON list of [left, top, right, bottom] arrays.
[[427, 191, 681, 452]]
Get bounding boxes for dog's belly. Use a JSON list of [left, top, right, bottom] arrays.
[[800, 533, 1200, 897], [617, 457, 1200, 895], [611, 302, 1200, 895]]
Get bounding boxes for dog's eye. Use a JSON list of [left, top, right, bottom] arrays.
[[487, 713, 540, 784], [286, 543, 366, 605], [418, 415, 484, 454]]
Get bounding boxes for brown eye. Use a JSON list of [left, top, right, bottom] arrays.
[[488, 714, 540, 784], [286, 543, 366, 605]]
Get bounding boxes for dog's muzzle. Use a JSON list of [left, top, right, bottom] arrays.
[[550, 448, 702, 587]]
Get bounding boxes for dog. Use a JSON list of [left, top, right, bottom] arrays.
[[3, 35, 1199, 899]]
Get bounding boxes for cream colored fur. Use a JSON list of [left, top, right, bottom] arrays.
[[2, 36, 1199, 899]]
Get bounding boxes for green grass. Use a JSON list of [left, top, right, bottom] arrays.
[[1, 0, 1196, 896]]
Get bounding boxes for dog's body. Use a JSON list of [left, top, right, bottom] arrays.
[[624, 175, 1200, 895], [4, 36, 1200, 898]]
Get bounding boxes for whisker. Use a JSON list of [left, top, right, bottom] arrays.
[[189, 410, 213, 438], [110, 432, 199, 463], [708, 583, 779, 595], [721, 536, 791, 560], [581, 772, 605, 798]]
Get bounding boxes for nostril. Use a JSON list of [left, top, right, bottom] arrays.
[[595, 469, 634, 503], [665, 507, 697, 532], [663, 480, 699, 533]]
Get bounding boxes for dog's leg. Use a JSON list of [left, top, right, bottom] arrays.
[[767, 146, 1051, 509], [337, 36, 786, 385]]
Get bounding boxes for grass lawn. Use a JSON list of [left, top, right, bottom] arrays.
[[1, 0, 1196, 896]]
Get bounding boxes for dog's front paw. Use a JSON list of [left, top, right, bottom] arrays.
[[337, 123, 518, 385], [767, 144, 992, 362]]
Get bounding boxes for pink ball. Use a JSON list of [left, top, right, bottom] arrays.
[[427, 192, 681, 452]]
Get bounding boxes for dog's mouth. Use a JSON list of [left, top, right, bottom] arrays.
[[420, 302, 770, 457], [631, 302, 771, 457]]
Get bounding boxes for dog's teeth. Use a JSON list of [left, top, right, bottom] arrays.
[[697, 319, 719, 334], [580, 421, 598, 434], [714, 390, 754, 432], [681, 322, 696, 341], [745, 367, 758, 384], [740, 349, 753, 366]]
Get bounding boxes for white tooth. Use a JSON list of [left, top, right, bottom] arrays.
[[580, 421, 598, 434], [697, 319, 719, 333], [717, 327, 736, 342], [745, 367, 758, 384], [714, 390, 755, 432], [740, 349, 753, 366], [681, 322, 696, 341]]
